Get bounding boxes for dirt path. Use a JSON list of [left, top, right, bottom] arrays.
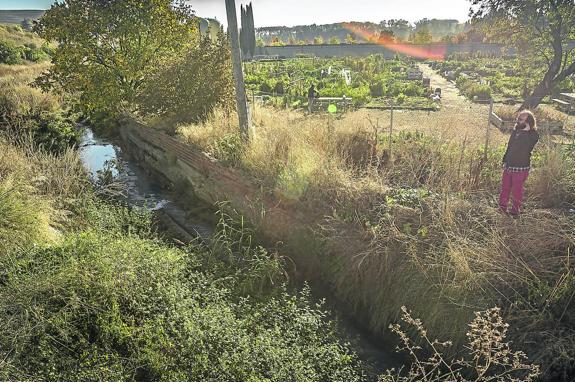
[[418, 63, 575, 139], [342, 63, 508, 146], [417, 63, 472, 110]]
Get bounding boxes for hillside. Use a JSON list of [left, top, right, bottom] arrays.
[[0, 10, 45, 24], [0, 23, 45, 46]]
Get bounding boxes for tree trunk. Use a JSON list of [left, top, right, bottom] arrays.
[[521, 25, 564, 111], [521, 79, 553, 110]]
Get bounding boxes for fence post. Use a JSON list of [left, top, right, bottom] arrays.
[[484, 99, 493, 162], [389, 99, 394, 162]]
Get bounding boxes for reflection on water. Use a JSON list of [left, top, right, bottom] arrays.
[[79, 128, 213, 237], [79, 129, 118, 178]]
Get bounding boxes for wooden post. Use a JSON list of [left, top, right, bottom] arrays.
[[225, 0, 250, 141], [484, 99, 493, 162], [389, 99, 394, 162]]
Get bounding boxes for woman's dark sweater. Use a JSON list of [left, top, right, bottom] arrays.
[[502, 129, 539, 168]]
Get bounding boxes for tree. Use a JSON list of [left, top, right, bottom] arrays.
[[387, 19, 413, 41], [409, 28, 433, 44], [137, 31, 234, 126], [34, 0, 199, 116], [378, 29, 395, 44], [240, 2, 256, 59], [313, 36, 324, 45], [328, 36, 340, 44], [345, 33, 356, 44], [470, 0, 575, 109]]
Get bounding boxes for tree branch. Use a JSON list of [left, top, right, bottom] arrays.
[[554, 59, 575, 83]]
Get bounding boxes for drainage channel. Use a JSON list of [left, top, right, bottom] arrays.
[[78, 126, 401, 377]]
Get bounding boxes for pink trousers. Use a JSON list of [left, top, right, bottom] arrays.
[[499, 169, 529, 215]]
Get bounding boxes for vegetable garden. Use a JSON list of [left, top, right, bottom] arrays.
[[244, 55, 439, 111], [431, 56, 575, 106]]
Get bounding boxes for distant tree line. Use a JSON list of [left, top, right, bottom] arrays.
[[256, 19, 488, 46]]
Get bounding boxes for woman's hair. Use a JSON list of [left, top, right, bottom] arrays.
[[519, 110, 537, 130]]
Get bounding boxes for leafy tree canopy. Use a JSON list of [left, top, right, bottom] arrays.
[[137, 31, 234, 126], [470, 0, 575, 108], [409, 28, 433, 44], [35, 0, 199, 115]]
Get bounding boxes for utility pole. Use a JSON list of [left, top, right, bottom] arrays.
[[225, 0, 250, 141]]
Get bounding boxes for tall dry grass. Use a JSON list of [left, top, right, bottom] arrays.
[[177, 104, 509, 209], [0, 63, 58, 121], [328, 194, 575, 363], [0, 133, 90, 243], [0, 24, 45, 47], [178, 104, 381, 203], [176, 104, 575, 375]]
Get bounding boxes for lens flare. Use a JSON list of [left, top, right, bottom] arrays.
[[342, 23, 447, 60]]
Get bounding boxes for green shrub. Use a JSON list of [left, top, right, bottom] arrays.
[[210, 133, 244, 166], [23, 46, 50, 62], [0, 75, 78, 153], [0, 39, 23, 64], [136, 34, 234, 125], [22, 111, 80, 154], [467, 83, 492, 100], [0, 220, 365, 381], [0, 177, 50, 254]]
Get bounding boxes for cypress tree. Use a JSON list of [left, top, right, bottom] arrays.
[[239, 3, 256, 59], [247, 3, 256, 57], [240, 5, 247, 58]]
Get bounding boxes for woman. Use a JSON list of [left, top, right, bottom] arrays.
[[499, 110, 539, 217]]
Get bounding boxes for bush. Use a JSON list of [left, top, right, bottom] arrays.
[[467, 83, 492, 100], [0, 68, 78, 154], [0, 39, 23, 64], [456, 77, 492, 101], [23, 46, 50, 62], [26, 112, 80, 154], [0, 176, 50, 254], [0, 213, 365, 381]]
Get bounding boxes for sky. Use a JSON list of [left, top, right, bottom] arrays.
[[0, 0, 472, 27]]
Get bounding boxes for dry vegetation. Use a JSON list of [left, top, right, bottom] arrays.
[[176, 104, 575, 377], [0, 63, 56, 107], [0, 62, 58, 119], [0, 24, 45, 46], [0, 136, 89, 254]]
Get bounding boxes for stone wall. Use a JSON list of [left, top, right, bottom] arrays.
[[119, 123, 323, 255], [256, 42, 511, 59]]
